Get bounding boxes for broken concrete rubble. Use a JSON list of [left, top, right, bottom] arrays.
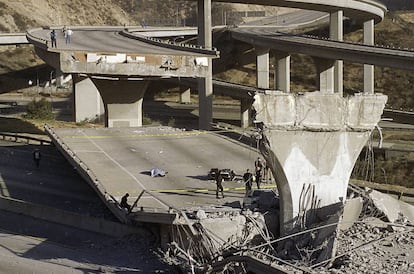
[[367, 188, 414, 226], [163, 185, 413, 273], [339, 197, 363, 231]]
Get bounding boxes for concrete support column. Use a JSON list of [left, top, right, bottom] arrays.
[[364, 19, 375, 94], [256, 47, 270, 89], [197, 0, 213, 130], [253, 92, 387, 234], [272, 50, 290, 92], [72, 74, 104, 123], [91, 78, 149, 128], [55, 69, 64, 87], [314, 57, 335, 93], [179, 86, 191, 104], [330, 11, 343, 95], [240, 98, 253, 128]]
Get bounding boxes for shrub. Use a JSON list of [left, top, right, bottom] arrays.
[[25, 98, 54, 120]]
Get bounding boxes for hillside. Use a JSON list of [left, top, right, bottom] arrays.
[[0, 0, 282, 32], [381, 0, 414, 10], [0, 1, 412, 110], [0, 0, 130, 32]]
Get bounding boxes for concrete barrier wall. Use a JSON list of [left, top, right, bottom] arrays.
[[0, 196, 144, 237]]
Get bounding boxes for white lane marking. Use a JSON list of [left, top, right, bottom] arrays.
[[0, 179, 10, 197], [80, 132, 168, 209]]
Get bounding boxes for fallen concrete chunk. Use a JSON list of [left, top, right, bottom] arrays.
[[340, 197, 363, 231], [367, 189, 414, 224]]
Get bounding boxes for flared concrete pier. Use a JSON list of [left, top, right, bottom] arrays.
[[253, 91, 387, 233]]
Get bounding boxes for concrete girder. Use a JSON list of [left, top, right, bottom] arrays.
[[34, 47, 61, 70], [59, 51, 210, 78], [253, 91, 387, 234], [91, 78, 149, 128]]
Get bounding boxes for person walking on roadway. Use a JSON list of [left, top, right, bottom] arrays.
[[33, 149, 41, 168], [50, 30, 57, 48], [255, 157, 263, 189], [243, 169, 253, 196], [215, 172, 224, 199]]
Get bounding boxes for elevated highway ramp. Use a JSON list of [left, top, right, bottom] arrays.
[[46, 126, 262, 224]]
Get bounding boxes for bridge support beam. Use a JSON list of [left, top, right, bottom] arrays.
[[364, 19, 375, 94], [272, 50, 290, 92], [330, 11, 343, 95], [91, 78, 149, 128], [253, 91, 387, 234], [256, 47, 270, 89], [197, 0, 213, 130], [314, 58, 335, 93], [240, 98, 253, 128], [72, 75, 104, 123]]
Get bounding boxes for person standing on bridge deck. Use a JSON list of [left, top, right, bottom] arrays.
[[215, 172, 224, 199], [50, 30, 57, 48], [65, 28, 73, 44]]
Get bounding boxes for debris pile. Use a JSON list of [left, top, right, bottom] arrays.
[[162, 185, 413, 273]]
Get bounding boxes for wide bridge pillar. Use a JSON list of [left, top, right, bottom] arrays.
[[253, 91, 387, 234], [72, 74, 104, 123], [91, 78, 149, 127]]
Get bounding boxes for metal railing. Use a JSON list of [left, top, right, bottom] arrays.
[[0, 132, 51, 145]]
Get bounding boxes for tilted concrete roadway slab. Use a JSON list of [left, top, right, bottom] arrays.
[[47, 126, 262, 220]]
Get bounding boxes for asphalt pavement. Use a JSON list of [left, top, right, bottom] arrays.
[[50, 126, 264, 213]]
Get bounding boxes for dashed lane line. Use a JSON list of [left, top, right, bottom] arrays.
[[150, 184, 275, 194]]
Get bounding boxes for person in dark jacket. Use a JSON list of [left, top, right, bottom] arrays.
[[33, 149, 41, 168], [243, 169, 253, 196], [50, 30, 57, 48], [120, 193, 131, 212], [254, 157, 263, 189], [215, 172, 224, 199]]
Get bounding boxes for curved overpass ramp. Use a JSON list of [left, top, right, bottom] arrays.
[[231, 28, 414, 70], [26, 27, 218, 78], [214, 0, 386, 22]]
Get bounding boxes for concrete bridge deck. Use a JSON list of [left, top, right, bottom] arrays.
[[47, 126, 264, 222]]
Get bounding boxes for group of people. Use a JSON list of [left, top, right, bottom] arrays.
[[243, 157, 263, 195], [49, 26, 73, 48], [213, 156, 271, 200], [119, 157, 269, 213]]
